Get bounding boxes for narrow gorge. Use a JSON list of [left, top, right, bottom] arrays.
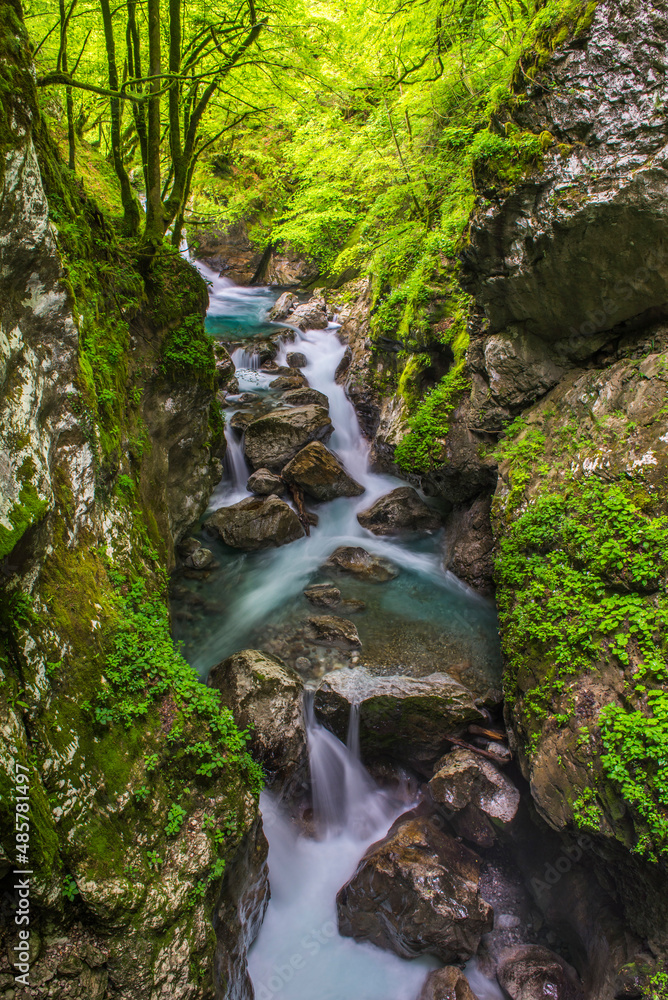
[[1, 1, 667, 1000]]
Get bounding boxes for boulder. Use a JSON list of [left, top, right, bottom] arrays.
[[268, 291, 298, 321], [244, 405, 333, 471], [429, 748, 520, 836], [357, 486, 441, 536], [208, 649, 306, 786], [497, 946, 584, 1000], [307, 615, 361, 650], [269, 374, 308, 391], [205, 495, 304, 550], [246, 468, 286, 496], [315, 667, 483, 769], [184, 546, 214, 570], [282, 442, 365, 501], [281, 387, 330, 409], [287, 352, 308, 368], [229, 410, 255, 434], [337, 816, 493, 963], [213, 342, 236, 389], [419, 967, 479, 1000], [287, 299, 328, 331], [304, 584, 341, 608], [325, 546, 399, 582]]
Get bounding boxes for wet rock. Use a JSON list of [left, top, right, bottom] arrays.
[[339, 599, 366, 614], [304, 584, 341, 608], [307, 615, 362, 650], [244, 405, 333, 471], [268, 291, 298, 321], [282, 442, 365, 501], [192, 220, 265, 283], [287, 298, 328, 331], [337, 816, 493, 963], [177, 536, 201, 557], [484, 329, 566, 410], [247, 468, 286, 496], [419, 967, 479, 1000], [208, 649, 307, 785], [281, 386, 330, 409], [287, 351, 308, 368], [260, 359, 281, 373], [184, 546, 214, 570], [270, 373, 309, 391], [429, 748, 520, 826], [315, 666, 484, 769], [325, 545, 399, 582], [213, 342, 236, 389], [230, 410, 255, 433], [497, 945, 584, 1000], [357, 487, 441, 536], [443, 495, 495, 595], [205, 495, 304, 550]]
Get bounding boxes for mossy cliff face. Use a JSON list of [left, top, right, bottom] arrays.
[[0, 4, 263, 998], [336, 0, 668, 982]]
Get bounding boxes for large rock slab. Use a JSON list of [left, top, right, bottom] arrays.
[[286, 298, 328, 330], [419, 967, 479, 1000], [325, 545, 399, 582], [337, 816, 493, 963], [497, 946, 584, 1000], [244, 405, 333, 471], [208, 649, 306, 786], [357, 486, 441, 536], [282, 441, 365, 501], [315, 666, 483, 768], [281, 386, 329, 409], [205, 495, 304, 550]]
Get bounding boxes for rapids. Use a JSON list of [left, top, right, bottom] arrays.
[[172, 261, 505, 1000]]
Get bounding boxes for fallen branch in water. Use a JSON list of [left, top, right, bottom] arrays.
[[287, 483, 310, 536], [443, 734, 511, 765]]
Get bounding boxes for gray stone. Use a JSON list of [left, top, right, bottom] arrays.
[[247, 468, 286, 496], [429, 748, 520, 846], [205, 495, 304, 550], [268, 291, 298, 321], [337, 816, 493, 963], [357, 487, 441, 536], [244, 405, 333, 471], [287, 298, 328, 331], [287, 352, 308, 368], [281, 387, 330, 409], [184, 546, 214, 570]]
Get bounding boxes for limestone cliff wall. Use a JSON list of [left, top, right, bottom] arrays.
[[0, 4, 263, 998]]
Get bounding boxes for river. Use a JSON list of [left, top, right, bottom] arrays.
[[170, 261, 505, 1000]]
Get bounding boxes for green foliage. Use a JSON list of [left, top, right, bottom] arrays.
[[495, 472, 668, 857], [62, 874, 79, 901], [0, 458, 49, 561], [649, 972, 668, 1000], [395, 360, 469, 472], [160, 315, 215, 383], [86, 575, 263, 792], [164, 803, 187, 837]]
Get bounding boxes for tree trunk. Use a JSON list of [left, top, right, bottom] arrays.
[[143, 0, 165, 245], [58, 0, 76, 170], [100, 0, 140, 235], [126, 0, 148, 194]]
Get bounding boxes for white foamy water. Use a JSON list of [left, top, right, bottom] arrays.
[[248, 703, 439, 1000]]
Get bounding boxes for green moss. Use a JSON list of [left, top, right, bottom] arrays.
[[0, 459, 49, 560]]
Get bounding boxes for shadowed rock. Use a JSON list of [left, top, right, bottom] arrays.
[[281, 386, 330, 409], [337, 816, 493, 963], [247, 468, 286, 496], [282, 441, 365, 501], [205, 495, 304, 550], [307, 615, 361, 650], [497, 945, 584, 1000], [304, 584, 341, 608], [357, 486, 441, 536], [419, 967, 480, 1000]]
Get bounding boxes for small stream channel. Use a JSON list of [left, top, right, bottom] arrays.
[[170, 261, 506, 999]]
